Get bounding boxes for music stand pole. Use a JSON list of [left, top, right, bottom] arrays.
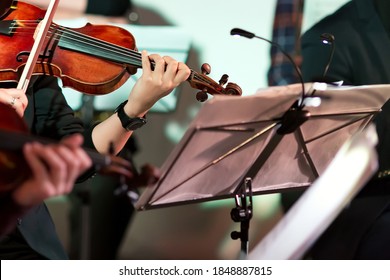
[[229, 106, 310, 257], [230, 177, 253, 258], [229, 132, 284, 258]]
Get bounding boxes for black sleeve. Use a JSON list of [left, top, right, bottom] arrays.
[[32, 76, 85, 139], [0, 193, 31, 237], [31, 76, 97, 182], [85, 0, 131, 16]]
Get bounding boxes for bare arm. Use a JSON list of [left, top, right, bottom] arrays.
[[91, 51, 191, 154]]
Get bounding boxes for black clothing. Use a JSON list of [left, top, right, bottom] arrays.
[[85, 0, 131, 16], [301, 0, 390, 181], [293, 0, 390, 259], [0, 76, 95, 259]]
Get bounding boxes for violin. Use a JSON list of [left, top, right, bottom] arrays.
[[0, 102, 159, 193], [0, 1, 242, 101]]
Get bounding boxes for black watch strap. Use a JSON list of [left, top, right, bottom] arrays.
[[115, 100, 147, 131]]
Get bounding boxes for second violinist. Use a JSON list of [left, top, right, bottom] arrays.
[[0, 0, 191, 260]]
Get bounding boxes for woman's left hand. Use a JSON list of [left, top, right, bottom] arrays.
[[124, 50, 191, 117]]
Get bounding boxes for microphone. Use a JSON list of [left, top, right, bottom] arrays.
[[319, 33, 335, 79], [311, 33, 341, 85], [230, 28, 306, 108]]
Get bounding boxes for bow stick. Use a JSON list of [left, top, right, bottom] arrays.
[[17, 0, 60, 92]]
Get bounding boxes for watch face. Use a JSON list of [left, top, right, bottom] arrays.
[[125, 118, 147, 130]]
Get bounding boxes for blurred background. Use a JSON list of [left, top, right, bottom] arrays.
[[44, 0, 350, 259]]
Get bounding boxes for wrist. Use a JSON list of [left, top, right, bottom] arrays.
[[11, 186, 33, 208], [123, 100, 146, 118], [115, 101, 147, 131]]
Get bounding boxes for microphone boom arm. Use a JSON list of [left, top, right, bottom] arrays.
[[231, 27, 306, 108]]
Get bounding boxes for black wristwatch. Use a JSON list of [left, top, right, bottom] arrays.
[[115, 100, 147, 131]]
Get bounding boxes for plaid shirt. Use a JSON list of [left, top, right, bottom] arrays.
[[268, 0, 304, 86]]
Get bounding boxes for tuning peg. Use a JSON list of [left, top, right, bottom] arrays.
[[196, 89, 208, 102], [201, 63, 211, 75], [219, 74, 229, 86]]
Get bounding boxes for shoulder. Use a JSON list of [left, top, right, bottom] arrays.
[[302, 1, 357, 43]]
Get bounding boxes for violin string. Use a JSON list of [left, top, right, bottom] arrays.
[[11, 20, 144, 65], [12, 23, 210, 87], [11, 22, 211, 85], [10, 20, 212, 86], [56, 24, 144, 66], [11, 21, 143, 62]]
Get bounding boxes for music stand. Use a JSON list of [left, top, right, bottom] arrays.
[[135, 83, 390, 255], [248, 124, 379, 259]]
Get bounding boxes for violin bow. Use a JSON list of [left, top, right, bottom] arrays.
[[16, 0, 60, 93]]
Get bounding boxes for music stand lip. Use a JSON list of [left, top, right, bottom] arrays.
[[136, 83, 390, 211]]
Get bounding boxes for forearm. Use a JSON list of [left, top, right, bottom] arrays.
[[91, 113, 132, 155], [91, 99, 146, 154], [92, 51, 191, 155], [91, 74, 151, 155]]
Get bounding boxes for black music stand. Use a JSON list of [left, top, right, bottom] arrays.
[[135, 83, 390, 257]]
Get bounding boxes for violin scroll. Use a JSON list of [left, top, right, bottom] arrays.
[[225, 82, 243, 96], [189, 63, 242, 102]]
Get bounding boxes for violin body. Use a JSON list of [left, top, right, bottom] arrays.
[[0, 1, 138, 94], [0, 1, 241, 98]]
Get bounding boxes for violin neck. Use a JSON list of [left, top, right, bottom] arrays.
[[57, 27, 194, 73], [56, 25, 205, 92]]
